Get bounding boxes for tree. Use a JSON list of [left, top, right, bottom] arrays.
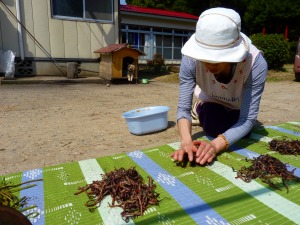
[[244, 0, 300, 40], [126, 0, 173, 9], [125, 0, 209, 16], [171, 0, 209, 15], [125, 0, 300, 41]]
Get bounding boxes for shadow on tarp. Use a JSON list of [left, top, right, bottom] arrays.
[[236, 124, 270, 149]]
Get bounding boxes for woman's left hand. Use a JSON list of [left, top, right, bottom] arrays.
[[193, 140, 217, 165]]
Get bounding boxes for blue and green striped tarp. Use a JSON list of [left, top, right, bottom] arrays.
[[1, 121, 300, 225]]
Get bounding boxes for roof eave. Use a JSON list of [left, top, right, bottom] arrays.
[[121, 11, 197, 22]]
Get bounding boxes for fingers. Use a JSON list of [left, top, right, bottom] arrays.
[[170, 140, 217, 165], [170, 145, 197, 162], [194, 140, 206, 158], [170, 149, 186, 162], [170, 140, 197, 162], [195, 142, 216, 165], [187, 144, 197, 162]]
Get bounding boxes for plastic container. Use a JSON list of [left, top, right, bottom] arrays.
[[122, 106, 170, 135], [141, 78, 149, 84]]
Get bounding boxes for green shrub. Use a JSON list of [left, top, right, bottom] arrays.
[[147, 53, 165, 66], [169, 64, 180, 73], [146, 53, 169, 74], [250, 34, 289, 70]]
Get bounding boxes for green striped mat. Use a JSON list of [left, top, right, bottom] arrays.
[[1, 121, 300, 225]]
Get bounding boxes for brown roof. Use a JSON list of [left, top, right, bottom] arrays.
[[94, 43, 145, 55]]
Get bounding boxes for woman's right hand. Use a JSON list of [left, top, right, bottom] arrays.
[[170, 141, 198, 162]]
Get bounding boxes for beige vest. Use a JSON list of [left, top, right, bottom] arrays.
[[195, 45, 261, 110]]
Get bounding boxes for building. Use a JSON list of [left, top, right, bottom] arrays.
[[120, 5, 198, 64], [0, 1, 197, 76], [0, 0, 120, 76]]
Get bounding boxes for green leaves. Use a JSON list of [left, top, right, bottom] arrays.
[[0, 178, 42, 218], [251, 33, 289, 70]]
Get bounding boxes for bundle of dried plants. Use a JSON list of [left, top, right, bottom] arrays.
[[75, 167, 160, 222], [236, 154, 300, 192]]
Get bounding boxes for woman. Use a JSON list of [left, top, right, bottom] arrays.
[[171, 7, 268, 165]]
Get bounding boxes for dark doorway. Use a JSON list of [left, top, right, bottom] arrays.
[[122, 56, 134, 77]]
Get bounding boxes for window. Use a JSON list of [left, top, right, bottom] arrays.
[[51, 0, 113, 22], [154, 34, 173, 59], [174, 36, 183, 59], [121, 24, 193, 60]]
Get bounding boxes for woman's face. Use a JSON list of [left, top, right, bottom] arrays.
[[202, 62, 231, 75]]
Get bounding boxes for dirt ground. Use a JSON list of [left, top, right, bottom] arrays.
[[0, 79, 299, 176]]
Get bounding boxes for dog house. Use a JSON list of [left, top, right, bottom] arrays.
[[94, 43, 145, 81]]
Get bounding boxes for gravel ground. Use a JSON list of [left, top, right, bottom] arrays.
[[0, 79, 299, 176]]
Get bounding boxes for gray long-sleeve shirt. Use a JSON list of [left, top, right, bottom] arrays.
[[177, 52, 268, 146]]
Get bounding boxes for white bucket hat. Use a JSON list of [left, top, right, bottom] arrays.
[[181, 7, 251, 63]]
